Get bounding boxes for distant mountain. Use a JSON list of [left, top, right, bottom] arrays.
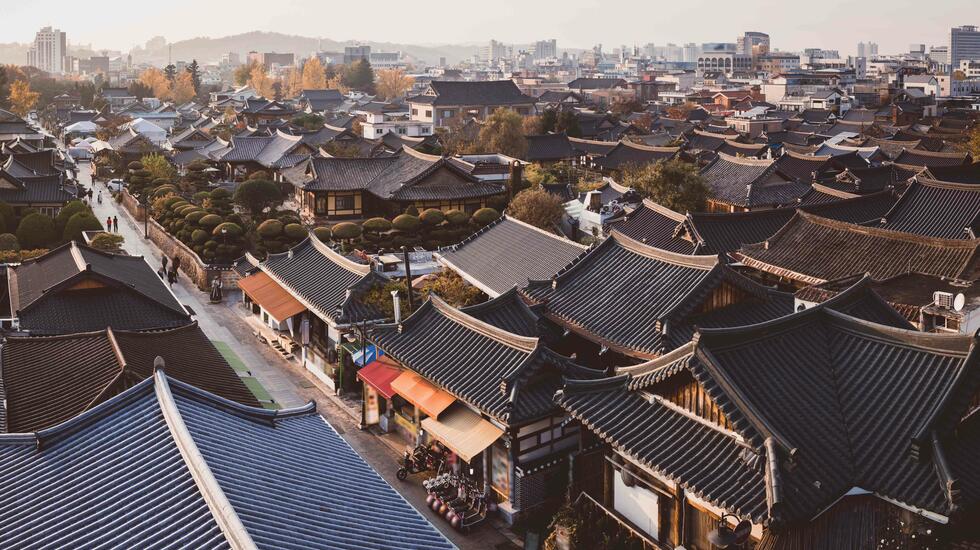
[[132, 31, 479, 67]]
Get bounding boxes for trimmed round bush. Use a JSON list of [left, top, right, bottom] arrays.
[[257, 219, 284, 238], [283, 223, 307, 240], [362, 217, 392, 234], [56, 201, 89, 229], [173, 220, 185, 231], [0, 202, 14, 232], [472, 207, 500, 227], [0, 233, 19, 251], [184, 210, 207, 224], [63, 212, 103, 243], [175, 205, 198, 216], [163, 196, 185, 209], [445, 209, 469, 227], [191, 229, 209, 244], [127, 161, 143, 171], [198, 214, 223, 229], [154, 184, 178, 197], [17, 213, 57, 249], [420, 208, 446, 227], [392, 214, 420, 233], [204, 240, 219, 250], [313, 226, 331, 242], [212, 222, 243, 237], [278, 213, 301, 225], [331, 222, 362, 240], [404, 205, 419, 216], [210, 188, 231, 200]]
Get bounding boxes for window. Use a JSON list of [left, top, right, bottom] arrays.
[[315, 195, 327, 214], [425, 110, 432, 117], [442, 110, 453, 118], [335, 195, 355, 210], [397, 128, 406, 134], [411, 108, 418, 116], [376, 128, 383, 135]]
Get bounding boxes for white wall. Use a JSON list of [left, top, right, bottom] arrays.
[[613, 472, 659, 540]]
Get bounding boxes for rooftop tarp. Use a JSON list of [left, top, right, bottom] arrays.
[[421, 403, 504, 462], [357, 356, 402, 400], [390, 371, 455, 419], [238, 271, 306, 322]]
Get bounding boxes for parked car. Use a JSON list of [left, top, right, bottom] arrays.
[[107, 179, 125, 193]]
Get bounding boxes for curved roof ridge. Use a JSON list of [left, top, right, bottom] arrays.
[[694, 129, 737, 139], [913, 176, 980, 192], [898, 148, 970, 159], [499, 215, 589, 248], [640, 199, 687, 222], [306, 234, 372, 275], [609, 230, 720, 269], [568, 136, 619, 146], [797, 211, 980, 247], [400, 144, 443, 162], [429, 294, 539, 353], [809, 183, 860, 199], [459, 286, 537, 319], [616, 341, 695, 376], [620, 141, 681, 153], [556, 373, 629, 395], [715, 152, 775, 166], [781, 149, 833, 161]]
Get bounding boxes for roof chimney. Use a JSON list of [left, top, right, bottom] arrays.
[[391, 290, 401, 323]]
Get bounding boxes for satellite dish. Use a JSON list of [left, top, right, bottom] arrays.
[[954, 293, 966, 312]]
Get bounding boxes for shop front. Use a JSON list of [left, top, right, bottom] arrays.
[[388, 370, 455, 447], [238, 270, 307, 350], [357, 356, 402, 431]]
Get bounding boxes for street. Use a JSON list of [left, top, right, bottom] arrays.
[[82, 163, 518, 550]]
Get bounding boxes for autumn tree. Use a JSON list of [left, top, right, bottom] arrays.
[[342, 59, 375, 93], [234, 61, 258, 86], [667, 101, 698, 120], [139, 68, 172, 100], [622, 159, 710, 213], [248, 64, 275, 98], [284, 68, 304, 98], [507, 187, 565, 230], [301, 57, 328, 90], [172, 72, 196, 104], [375, 68, 414, 100], [968, 125, 980, 160], [0, 66, 7, 109], [8, 80, 39, 117], [475, 108, 528, 159]]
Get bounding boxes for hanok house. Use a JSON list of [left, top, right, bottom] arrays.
[[407, 80, 536, 128], [733, 211, 980, 289], [556, 293, 980, 549], [435, 215, 588, 298], [2, 242, 192, 334], [795, 272, 980, 335], [236, 236, 387, 392], [700, 153, 810, 212], [520, 231, 793, 367], [215, 130, 314, 179], [0, 369, 455, 550], [285, 146, 505, 222], [0, 169, 75, 217], [236, 97, 297, 126], [0, 322, 260, 432], [590, 141, 680, 175], [875, 176, 980, 239], [368, 294, 601, 524]]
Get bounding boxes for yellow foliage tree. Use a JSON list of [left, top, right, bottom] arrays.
[[301, 57, 327, 90], [375, 68, 414, 100], [284, 67, 304, 98], [326, 75, 349, 94], [248, 65, 275, 98], [172, 72, 197, 104], [8, 80, 39, 117], [139, 68, 172, 100]]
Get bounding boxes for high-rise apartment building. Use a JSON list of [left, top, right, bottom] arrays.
[[27, 26, 67, 74], [856, 41, 879, 58], [950, 25, 980, 74], [531, 39, 557, 59]]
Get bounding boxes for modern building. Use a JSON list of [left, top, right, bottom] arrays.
[[856, 41, 879, 58], [531, 39, 558, 59], [247, 51, 295, 67], [950, 25, 980, 74], [343, 45, 371, 65], [27, 26, 67, 74], [737, 31, 770, 56]]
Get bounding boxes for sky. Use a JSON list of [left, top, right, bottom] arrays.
[[0, 0, 974, 55]]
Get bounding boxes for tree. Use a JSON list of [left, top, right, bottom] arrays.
[[375, 68, 413, 100], [234, 61, 258, 86], [539, 109, 558, 134], [8, 80, 39, 117], [89, 232, 125, 252], [55, 200, 90, 232], [63, 212, 104, 242], [172, 72, 197, 104], [667, 102, 698, 120], [301, 57, 328, 90], [476, 108, 528, 159], [186, 59, 201, 95], [343, 59, 375, 93], [419, 270, 485, 308], [610, 98, 644, 117], [139, 67, 172, 100], [163, 64, 177, 82], [507, 188, 565, 230], [555, 110, 582, 137], [522, 115, 543, 135], [968, 125, 980, 160], [524, 163, 558, 187], [16, 213, 57, 249], [284, 67, 304, 99], [622, 159, 710, 213], [0, 66, 8, 109], [248, 64, 275, 98], [142, 153, 176, 183], [233, 179, 282, 218], [321, 141, 362, 158]]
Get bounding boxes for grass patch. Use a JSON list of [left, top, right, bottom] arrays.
[[212, 340, 249, 373]]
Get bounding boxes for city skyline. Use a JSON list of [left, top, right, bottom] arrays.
[[1, 0, 972, 56]]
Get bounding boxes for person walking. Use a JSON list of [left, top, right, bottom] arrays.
[[161, 256, 168, 274], [113, 216, 118, 233], [106, 216, 112, 230]]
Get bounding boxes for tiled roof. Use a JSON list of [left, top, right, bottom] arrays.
[[893, 149, 971, 168], [0, 172, 75, 205], [410, 80, 533, 107], [221, 131, 307, 168], [800, 188, 898, 224], [773, 150, 832, 183], [734, 212, 980, 284], [701, 153, 810, 208], [9, 242, 191, 334], [926, 162, 980, 184], [522, 231, 789, 358], [592, 142, 679, 171], [559, 303, 980, 526], [0, 371, 454, 549], [0, 323, 259, 432], [437, 215, 587, 297], [525, 133, 575, 162], [567, 78, 628, 90], [878, 177, 980, 239], [259, 237, 385, 325], [371, 295, 596, 424], [606, 200, 697, 254], [830, 164, 923, 194], [683, 208, 797, 255], [458, 287, 541, 337]]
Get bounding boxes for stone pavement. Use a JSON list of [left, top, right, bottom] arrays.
[[84, 164, 518, 550]]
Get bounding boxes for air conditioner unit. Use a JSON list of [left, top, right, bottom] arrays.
[[934, 291, 954, 309]]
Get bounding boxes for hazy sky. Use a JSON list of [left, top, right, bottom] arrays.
[[1, 0, 973, 55]]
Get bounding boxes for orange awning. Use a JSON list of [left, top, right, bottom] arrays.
[[357, 356, 402, 400], [238, 271, 306, 322], [390, 371, 455, 419], [421, 403, 504, 463]]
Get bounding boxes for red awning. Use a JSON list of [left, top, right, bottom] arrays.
[[357, 356, 402, 400]]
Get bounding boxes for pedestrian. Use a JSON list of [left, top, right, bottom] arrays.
[[172, 255, 181, 272], [167, 267, 176, 287], [106, 216, 112, 230], [161, 256, 169, 273], [113, 216, 118, 233]]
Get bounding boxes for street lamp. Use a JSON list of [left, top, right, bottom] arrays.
[[138, 192, 149, 239]]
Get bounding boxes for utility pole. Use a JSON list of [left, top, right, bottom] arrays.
[[402, 245, 415, 313]]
